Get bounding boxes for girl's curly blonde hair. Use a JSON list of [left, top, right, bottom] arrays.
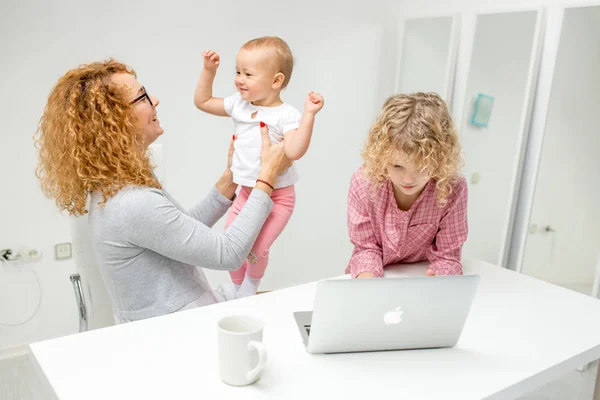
[[362, 92, 463, 206], [34, 59, 161, 216]]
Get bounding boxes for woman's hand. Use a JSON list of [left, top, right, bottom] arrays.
[[226, 135, 235, 174], [216, 135, 238, 200], [255, 122, 292, 194]]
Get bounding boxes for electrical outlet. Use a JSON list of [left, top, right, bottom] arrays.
[[18, 248, 42, 262], [55, 243, 72, 260], [24, 249, 43, 262]]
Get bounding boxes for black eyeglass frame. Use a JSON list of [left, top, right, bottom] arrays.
[[130, 87, 153, 106]]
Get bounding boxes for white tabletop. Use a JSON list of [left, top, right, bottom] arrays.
[[30, 258, 600, 400]]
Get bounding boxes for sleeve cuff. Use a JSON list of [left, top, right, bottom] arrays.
[[283, 123, 300, 133], [211, 185, 236, 206], [247, 188, 275, 212]]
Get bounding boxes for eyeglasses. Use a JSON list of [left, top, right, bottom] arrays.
[[130, 86, 153, 107]]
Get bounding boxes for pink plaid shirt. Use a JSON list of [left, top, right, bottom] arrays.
[[346, 168, 468, 277]]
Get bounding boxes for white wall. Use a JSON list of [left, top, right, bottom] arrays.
[[396, 17, 454, 102], [521, 6, 600, 288], [0, 0, 80, 349], [390, 0, 594, 15], [0, 0, 398, 349]]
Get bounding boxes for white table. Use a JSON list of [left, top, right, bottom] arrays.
[[30, 258, 600, 399]]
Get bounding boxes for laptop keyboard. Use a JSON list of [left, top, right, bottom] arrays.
[[304, 325, 311, 336]]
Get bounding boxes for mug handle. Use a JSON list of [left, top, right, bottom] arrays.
[[246, 340, 267, 382]]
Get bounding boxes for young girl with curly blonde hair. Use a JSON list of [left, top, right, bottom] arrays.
[[346, 92, 468, 278]]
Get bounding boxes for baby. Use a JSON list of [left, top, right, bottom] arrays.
[[194, 36, 324, 297]]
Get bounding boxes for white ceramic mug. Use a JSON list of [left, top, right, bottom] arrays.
[[217, 315, 267, 386]]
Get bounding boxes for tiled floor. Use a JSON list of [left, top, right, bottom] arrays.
[[520, 362, 597, 399], [0, 352, 597, 399], [0, 353, 48, 399]]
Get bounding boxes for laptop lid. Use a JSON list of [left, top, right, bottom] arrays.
[[305, 275, 479, 354]]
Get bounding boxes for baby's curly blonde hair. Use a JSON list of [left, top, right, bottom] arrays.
[[362, 92, 463, 206], [34, 59, 161, 216]]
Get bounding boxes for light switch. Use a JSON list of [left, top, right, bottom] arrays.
[[471, 173, 481, 185], [55, 243, 72, 260]]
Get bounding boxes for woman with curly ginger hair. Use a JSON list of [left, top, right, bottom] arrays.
[[346, 93, 468, 278], [35, 59, 291, 323]]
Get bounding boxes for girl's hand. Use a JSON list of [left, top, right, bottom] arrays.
[[357, 272, 377, 279], [426, 269, 435, 276], [202, 50, 220, 72], [305, 91, 324, 116]]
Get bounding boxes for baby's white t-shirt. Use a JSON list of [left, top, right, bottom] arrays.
[[224, 92, 301, 188]]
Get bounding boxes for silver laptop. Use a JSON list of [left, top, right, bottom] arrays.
[[294, 275, 479, 354]]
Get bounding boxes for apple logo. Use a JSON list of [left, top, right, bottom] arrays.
[[383, 307, 404, 325]]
